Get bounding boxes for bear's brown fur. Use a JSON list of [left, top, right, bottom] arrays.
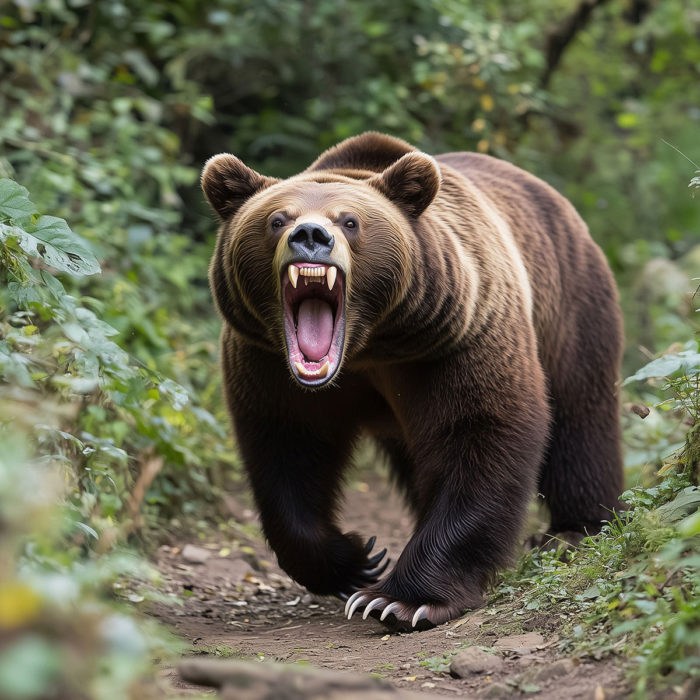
[[202, 132, 623, 631]]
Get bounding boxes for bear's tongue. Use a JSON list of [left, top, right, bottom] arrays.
[[297, 298, 334, 362]]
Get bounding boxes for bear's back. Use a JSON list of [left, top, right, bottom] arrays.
[[436, 151, 617, 372]]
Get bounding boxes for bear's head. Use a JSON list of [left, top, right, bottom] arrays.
[[202, 133, 441, 387]]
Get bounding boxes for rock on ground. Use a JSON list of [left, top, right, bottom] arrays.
[[450, 647, 504, 677], [493, 632, 545, 654], [179, 658, 444, 700]]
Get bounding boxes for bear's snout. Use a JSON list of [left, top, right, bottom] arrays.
[[288, 222, 335, 260]]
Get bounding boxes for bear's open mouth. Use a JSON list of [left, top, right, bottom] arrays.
[[281, 263, 346, 387]]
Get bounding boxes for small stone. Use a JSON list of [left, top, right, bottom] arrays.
[[533, 659, 575, 682], [225, 558, 253, 585], [480, 681, 511, 698], [450, 648, 503, 677], [493, 632, 545, 654], [182, 544, 211, 564]]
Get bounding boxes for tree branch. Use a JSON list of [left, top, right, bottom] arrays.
[[540, 0, 612, 88]]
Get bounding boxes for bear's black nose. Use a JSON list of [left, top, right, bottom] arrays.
[[288, 222, 335, 259]]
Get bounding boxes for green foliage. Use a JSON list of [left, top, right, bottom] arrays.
[[498, 328, 700, 694], [0, 181, 232, 536], [625, 340, 700, 440], [0, 431, 183, 700], [0, 180, 100, 275], [497, 469, 700, 695], [0, 178, 201, 695]]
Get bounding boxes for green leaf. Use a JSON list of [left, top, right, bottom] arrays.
[[0, 179, 37, 222], [40, 269, 66, 300], [19, 216, 100, 276], [655, 487, 700, 523], [579, 584, 602, 600], [159, 378, 190, 411], [624, 345, 700, 384], [75, 521, 99, 540], [678, 510, 700, 536]]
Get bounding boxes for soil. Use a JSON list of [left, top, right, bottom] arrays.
[[150, 470, 629, 699]]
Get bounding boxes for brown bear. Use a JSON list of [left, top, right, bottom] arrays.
[[201, 132, 623, 632]]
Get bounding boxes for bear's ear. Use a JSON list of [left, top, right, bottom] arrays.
[[201, 154, 279, 220], [368, 152, 441, 219]]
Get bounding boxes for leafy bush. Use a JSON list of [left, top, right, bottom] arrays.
[[0, 180, 194, 698], [0, 430, 183, 700], [0, 178, 234, 534]]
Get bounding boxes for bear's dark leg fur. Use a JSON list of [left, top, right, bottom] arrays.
[[222, 337, 389, 598], [537, 285, 624, 537], [348, 325, 551, 630]]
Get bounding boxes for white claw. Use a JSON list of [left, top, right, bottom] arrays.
[[346, 593, 368, 620], [288, 264, 299, 288], [411, 604, 429, 628], [362, 597, 387, 620], [327, 265, 337, 290], [344, 591, 365, 618], [379, 601, 402, 622]]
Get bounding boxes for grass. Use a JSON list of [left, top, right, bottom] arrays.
[[491, 458, 700, 696]]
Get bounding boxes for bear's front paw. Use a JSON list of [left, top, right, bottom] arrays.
[[344, 591, 456, 632], [336, 535, 391, 600]]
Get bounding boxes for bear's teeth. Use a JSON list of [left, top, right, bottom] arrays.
[[298, 265, 326, 277], [289, 264, 337, 290], [295, 360, 330, 379], [327, 266, 337, 290], [288, 264, 299, 288]]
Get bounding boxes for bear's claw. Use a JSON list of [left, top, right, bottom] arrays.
[[411, 604, 430, 628], [344, 592, 438, 632], [379, 601, 401, 621], [346, 592, 369, 619], [335, 536, 390, 600], [361, 597, 387, 619], [362, 550, 390, 578], [366, 547, 388, 569]]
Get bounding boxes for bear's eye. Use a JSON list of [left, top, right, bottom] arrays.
[[343, 217, 359, 231], [271, 216, 285, 230]]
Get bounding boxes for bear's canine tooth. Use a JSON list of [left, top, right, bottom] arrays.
[[288, 264, 299, 288], [327, 266, 337, 290]]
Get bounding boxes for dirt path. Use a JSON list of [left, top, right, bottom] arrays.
[[151, 471, 628, 698]]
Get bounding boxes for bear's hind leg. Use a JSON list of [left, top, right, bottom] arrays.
[[538, 295, 623, 538]]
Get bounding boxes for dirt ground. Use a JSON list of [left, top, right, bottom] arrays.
[[151, 471, 630, 699]]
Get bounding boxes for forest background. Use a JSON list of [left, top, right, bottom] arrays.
[[0, 1, 698, 698]]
